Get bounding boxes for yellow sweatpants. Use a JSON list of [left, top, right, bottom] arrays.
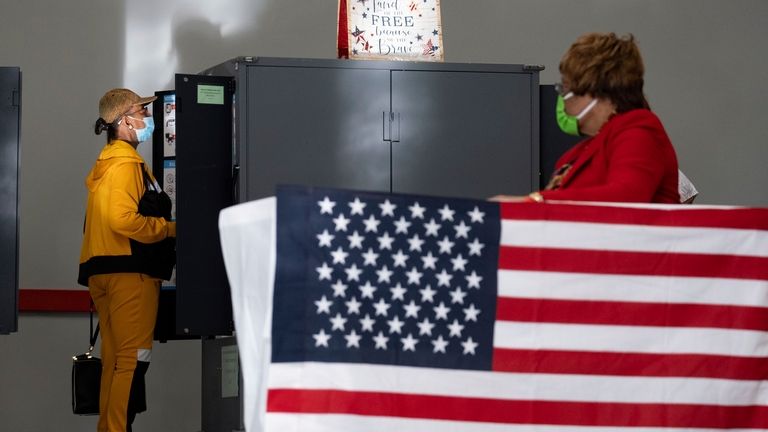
[[89, 273, 159, 432]]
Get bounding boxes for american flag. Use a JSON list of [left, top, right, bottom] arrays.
[[422, 38, 438, 56], [219, 186, 768, 432]]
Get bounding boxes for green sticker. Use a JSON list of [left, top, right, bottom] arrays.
[[197, 84, 224, 105]]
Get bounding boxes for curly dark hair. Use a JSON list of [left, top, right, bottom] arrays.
[[559, 32, 650, 113]]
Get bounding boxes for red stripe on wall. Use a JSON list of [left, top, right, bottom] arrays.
[[266, 388, 768, 428], [496, 296, 768, 331], [18, 289, 91, 312], [498, 246, 768, 280], [492, 348, 768, 380]]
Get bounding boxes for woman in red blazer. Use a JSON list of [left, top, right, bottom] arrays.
[[499, 33, 680, 204]]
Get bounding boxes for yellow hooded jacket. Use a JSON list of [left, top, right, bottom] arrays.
[[78, 140, 176, 286]]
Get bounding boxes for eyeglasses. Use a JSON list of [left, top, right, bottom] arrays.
[[554, 82, 567, 96], [125, 105, 150, 116]]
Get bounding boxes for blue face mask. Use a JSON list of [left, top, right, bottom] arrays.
[[128, 116, 155, 143]]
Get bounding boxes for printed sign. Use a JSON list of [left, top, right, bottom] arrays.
[[338, 0, 443, 61], [163, 94, 176, 157]]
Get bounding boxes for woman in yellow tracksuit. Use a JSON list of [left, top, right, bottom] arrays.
[[79, 88, 176, 432]]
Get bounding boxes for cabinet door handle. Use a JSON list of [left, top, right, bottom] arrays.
[[383, 111, 389, 142], [382, 111, 400, 143]]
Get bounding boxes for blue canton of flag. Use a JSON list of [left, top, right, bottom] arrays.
[[273, 185, 500, 370]]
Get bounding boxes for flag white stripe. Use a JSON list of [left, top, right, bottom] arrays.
[[267, 362, 768, 406], [500, 220, 768, 257], [498, 270, 768, 307], [265, 413, 766, 432], [494, 321, 768, 357]]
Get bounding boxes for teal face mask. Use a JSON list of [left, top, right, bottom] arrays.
[[556, 92, 597, 136], [128, 116, 155, 143]]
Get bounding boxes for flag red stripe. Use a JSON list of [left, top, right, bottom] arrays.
[[492, 348, 768, 380], [496, 297, 768, 331], [266, 388, 768, 428], [501, 203, 768, 230], [498, 246, 768, 280]]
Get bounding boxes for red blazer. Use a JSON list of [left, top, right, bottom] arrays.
[[540, 109, 680, 203]]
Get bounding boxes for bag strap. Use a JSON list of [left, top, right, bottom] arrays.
[[89, 301, 99, 354]]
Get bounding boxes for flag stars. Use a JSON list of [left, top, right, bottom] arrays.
[[451, 254, 468, 272], [421, 251, 438, 270], [331, 280, 348, 297], [330, 247, 348, 264], [453, 221, 471, 239], [345, 297, 362, 315], [313, 329, 331, 347], [423, 218, 441, 236], [464, 303, 481, 322], [390, 283, 407, 301], [316, 262, 333, 281], [401, 333, 418, 351], [362, 214, 380, 233], [330, 313, 347, 331], [449, 287, 467, 304], [432, 335, 449, 353], [461, 337, 479, 355], [417, 317, 435, 335], [377, 232, 395, 250], [392, 249, 409, 267], [344, 329, 362, 348], [359, 281, 377, 299], [465, 271, 483, 289], [333, 213, 351, 231], [419, 285, 437, 303], [403, 300, 422, 318], [468, 238, 485, 256], [394, 216, 411, 234], [468, 206, 485, 223], [347, 231, 365, 249], [373, 298, 391, 316], [362, 248, 379, 266], [438, 204, 455, 221], [387, 315, 405, 334], [316, 229, 334, 247], [359, 314, 376, 332], [317, 196, 336, 214], [435, 269, 453, 287], [408, 234, 425, 252], [405, 267, 424, 285], [348, 197, 366, 215], [433, 302, 450, 320], [376, 265, 393, 283], [437, 236, 455, 254], [373, 331, 389, 349], [447, 319, 465, 337], [314, 295, 333, 314], [342, 264, 361, 282], [409, 202, 427, 219], [379, 199, 396, 217]]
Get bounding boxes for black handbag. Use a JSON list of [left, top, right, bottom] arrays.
[[129, 165, 176, 281], [72, 307, 101, 415]]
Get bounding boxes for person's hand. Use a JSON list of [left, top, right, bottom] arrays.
[[488, 195, 528, 202]]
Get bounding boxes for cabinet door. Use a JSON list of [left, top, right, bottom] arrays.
[[175, 74, 235, 336], [0, 67, 20, 334], [243, 66, 391, 201], [391, 70, 535, 199]]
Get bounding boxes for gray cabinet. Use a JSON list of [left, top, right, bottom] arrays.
[[204, 57, 540, 202], [0, 67, 20, 334]]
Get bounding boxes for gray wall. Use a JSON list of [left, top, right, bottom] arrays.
[[1, 1, 766, 431]]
